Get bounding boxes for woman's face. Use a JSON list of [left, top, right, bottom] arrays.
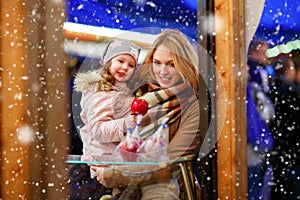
[[109, 54, 136, 82], [152, 45, 182, 88]]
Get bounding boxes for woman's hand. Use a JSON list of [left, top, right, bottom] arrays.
[[90, 165, 108, 186]]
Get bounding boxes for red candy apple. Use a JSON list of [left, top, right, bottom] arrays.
[[143, 138, 165, 153], [118, 136, 143, 161], [131, 98, 149, 115]]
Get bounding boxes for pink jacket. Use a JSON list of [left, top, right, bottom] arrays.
[[74, 71, 134, 162]]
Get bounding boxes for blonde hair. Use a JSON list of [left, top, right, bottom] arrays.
[[136, 29, 199, 96], [97, 61, 116, 91]]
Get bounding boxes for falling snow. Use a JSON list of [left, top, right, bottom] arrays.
[[0, 0, 299, 199]]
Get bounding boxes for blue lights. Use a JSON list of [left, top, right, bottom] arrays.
[[66, 0, 198, 39]]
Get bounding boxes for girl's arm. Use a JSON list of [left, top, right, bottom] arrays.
[[82, 91, 131, 142]]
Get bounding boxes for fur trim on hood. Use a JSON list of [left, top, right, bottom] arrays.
[[73, 70, 100, 92]]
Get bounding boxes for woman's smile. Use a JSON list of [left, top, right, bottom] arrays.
[[152, 45, 182, 88]]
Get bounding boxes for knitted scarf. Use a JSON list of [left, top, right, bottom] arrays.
[[138, 82, 197, 139]]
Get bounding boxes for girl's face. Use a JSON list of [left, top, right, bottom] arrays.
[[109, 54, 136, 82], [152, 45, 182, 88]]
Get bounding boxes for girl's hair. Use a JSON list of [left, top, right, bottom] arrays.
[[97, 61, 115, 91], [136, 29, 199, 96]]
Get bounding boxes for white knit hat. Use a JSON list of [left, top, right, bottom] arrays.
[[101, 39, 140, 65]]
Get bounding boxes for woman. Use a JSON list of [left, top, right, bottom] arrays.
[[92, 29, 204, 200]]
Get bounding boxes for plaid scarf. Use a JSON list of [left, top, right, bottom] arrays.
[[138, 82, 197, 139]]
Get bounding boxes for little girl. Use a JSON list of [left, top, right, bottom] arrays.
[[74, 39, 140, 167]]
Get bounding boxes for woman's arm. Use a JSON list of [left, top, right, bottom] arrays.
[[91, 164, 172, 188], [167, 100, 202, 158]]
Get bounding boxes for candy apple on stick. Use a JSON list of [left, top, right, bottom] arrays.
[[118, 137, 143, 161], [129, 98, 149, 139], [118, 98, 149, 161]]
